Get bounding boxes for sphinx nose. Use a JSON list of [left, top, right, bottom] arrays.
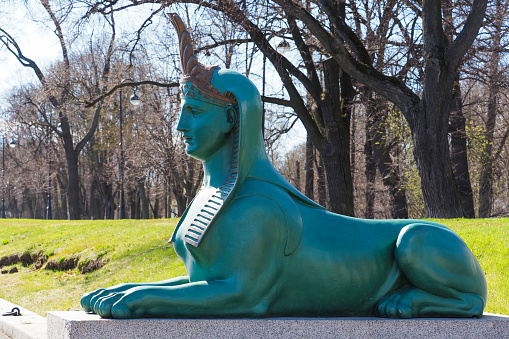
[[177, 115, 189, 132]]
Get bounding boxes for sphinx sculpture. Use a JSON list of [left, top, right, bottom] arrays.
[[80, 13, 487, 319]]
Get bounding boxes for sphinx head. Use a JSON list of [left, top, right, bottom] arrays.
[[168, 13, 263, 164], [176, 68, 263, 162]]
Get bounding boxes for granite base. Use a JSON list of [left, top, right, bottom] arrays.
[[46, 311, 509, 339]]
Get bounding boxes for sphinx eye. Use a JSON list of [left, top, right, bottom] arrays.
[[191, 109, 202, 117]]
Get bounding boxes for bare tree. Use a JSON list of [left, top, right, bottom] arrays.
[[271, 0, 487, 217], [0, 1, 118, 219], [463, 0, 509, 217]]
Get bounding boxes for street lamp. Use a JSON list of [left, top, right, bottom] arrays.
[[2, 136, 15, 218], [276, 39, 291, 54], [118, 81, 141, 219], [47, 116, 53, 220]]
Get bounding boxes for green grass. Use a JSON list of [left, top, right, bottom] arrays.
[[0, 218, 507, 316], [437, 218, 509, 315], [0, 219, 185, 316]]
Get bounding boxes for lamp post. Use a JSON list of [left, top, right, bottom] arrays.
[[2, 136, 15, 218], [118, 82, 141, 219], [47, 117, 52, 220], [47, 151, 52, 220]]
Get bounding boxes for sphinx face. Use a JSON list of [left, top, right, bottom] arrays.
[[177, 97, 230, 162]]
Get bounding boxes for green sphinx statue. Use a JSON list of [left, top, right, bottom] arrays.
[[80, 13, 487, 319]]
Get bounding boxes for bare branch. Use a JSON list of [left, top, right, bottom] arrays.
[[195, 38, 252, 54], [75, 102, 103, 155], [0, 28, 46, 83], [128, 3, 169, 66], [84, 80, 180, 107], [272, 0, 420, 117], [40, 0, 70, 103], [262, 96, 292, 107], [446, 0, 488, 68]]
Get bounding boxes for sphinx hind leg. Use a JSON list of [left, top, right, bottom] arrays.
[[377, 287, 484, 318], [377, 223, 487, 318]]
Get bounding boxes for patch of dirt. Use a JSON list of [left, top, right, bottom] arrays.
[[0, 254, 19, 267], [0, 251, 47, 270], [0, 266, 18, 274], [78, 257, 109, 274], [44, 256, 80, 271], [0, 251, 108, 273]]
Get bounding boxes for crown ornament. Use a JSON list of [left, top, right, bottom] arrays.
[[167, 13, 236, 107]]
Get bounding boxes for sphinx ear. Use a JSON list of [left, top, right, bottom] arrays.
[[224, 105, 238, 133]]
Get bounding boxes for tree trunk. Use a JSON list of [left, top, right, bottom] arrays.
[[173, 185, 187, 217], [135, 187, 141, 219], [364, 94, 409, 219], [478, 160, 494, 218], [304, 137, 314, 201], [101, 181, 115, 220], [318, 58, 354, 216], [443, 2, 475, 218], [319, 140, 353, 215], [294, 160, 301, 192], [56, 174, 68, 219], [89, 179, 101, 220], [478, 1, 503, 218], [139, 180, 149, 219], [9, 198, 19, 219], [413, 100, 463, 218], [316, 154, 327, 207], [165, 179, 172, 218], [65, 151, 81, 220], [449, 78, 475, 218], [60, 116, 81, 220], [364, 133, 376, 219], [168, 180, 173, 218], [129, 189, 136, 219], [478, 75, 499, 217], [152, 197, 159, 219], [410, 10, 464, 218]]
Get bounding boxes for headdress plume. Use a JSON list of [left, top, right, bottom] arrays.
[[167, 13, 235, 106]]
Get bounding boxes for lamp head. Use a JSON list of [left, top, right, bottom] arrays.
[[276, 39, 291, 54], [130, 92, 141, 106]]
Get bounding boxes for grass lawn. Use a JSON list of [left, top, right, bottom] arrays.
[[0, 219, 186, 316], [0, 218, 507, 316], [436, 218, 509, 315]]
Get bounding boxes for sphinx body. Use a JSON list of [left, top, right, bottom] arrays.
[[80, 14, 487, 319], [81, 67, 487, 319]]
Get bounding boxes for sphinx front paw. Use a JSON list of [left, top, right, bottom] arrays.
[[376, 289, 414, 318], [92, 292, 124, 318], [111, 301, 133, 318]]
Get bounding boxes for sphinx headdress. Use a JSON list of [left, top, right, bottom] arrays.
[[167, 13, 236, 107], [167, 13, 322, 250], [168, 13, 239, 247]]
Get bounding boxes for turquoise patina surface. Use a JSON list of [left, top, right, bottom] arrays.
[[80, 13, 487, 319]]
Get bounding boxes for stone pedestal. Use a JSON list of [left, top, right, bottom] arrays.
[[0, 299, 46, 339], [47, 311, 509, 339], [2, 297, 508, 339]]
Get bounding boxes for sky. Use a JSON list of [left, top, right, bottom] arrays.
[[0, 1, 307, 152], [0, 2, 61, 109]]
